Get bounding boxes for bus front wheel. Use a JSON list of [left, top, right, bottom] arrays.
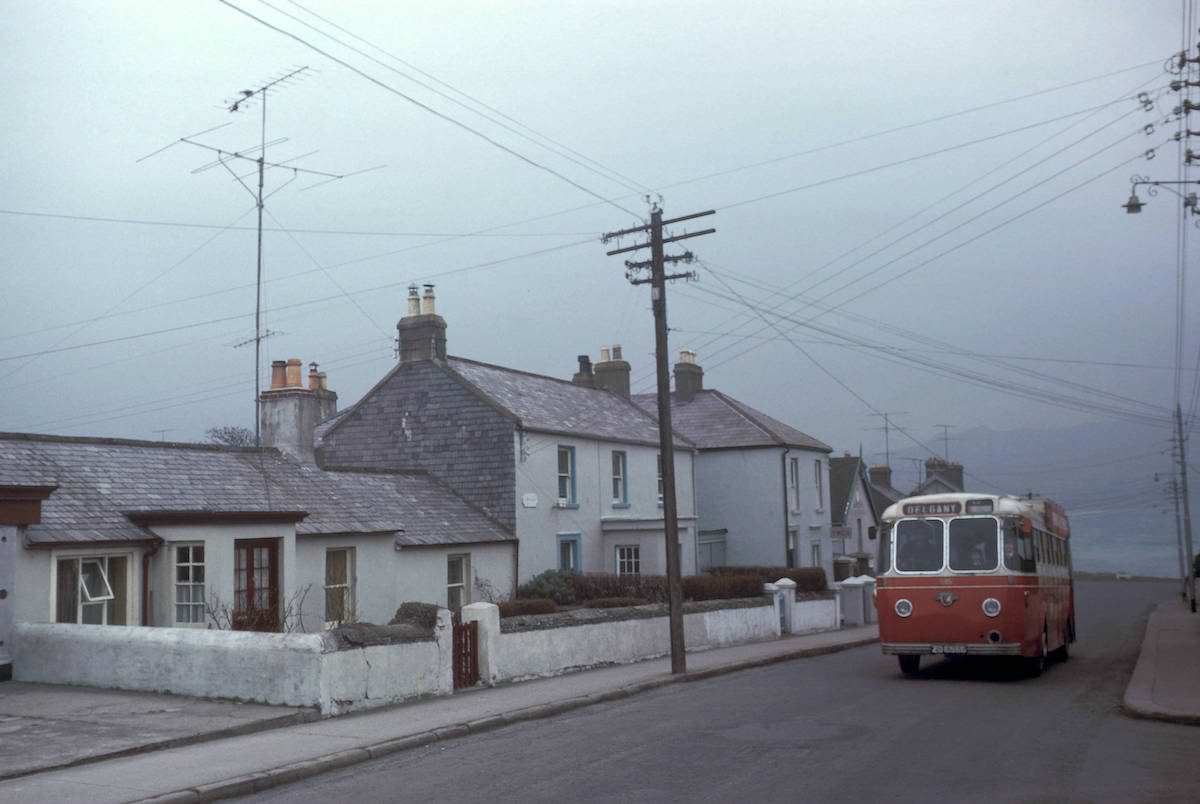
[[898, 655, 921, 676]]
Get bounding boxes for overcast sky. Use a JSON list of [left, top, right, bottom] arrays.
[[1, 1, 1190, 493]]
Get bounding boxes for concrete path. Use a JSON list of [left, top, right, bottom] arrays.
[[1123, 596, 1200, 725], [0, 626, 876, 803], [0, 683, 312, 782]]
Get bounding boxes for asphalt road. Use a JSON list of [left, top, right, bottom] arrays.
[[246, 580, 1196, 803]]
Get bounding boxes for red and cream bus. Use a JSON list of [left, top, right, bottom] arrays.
[[875, 492, 1074, 677]]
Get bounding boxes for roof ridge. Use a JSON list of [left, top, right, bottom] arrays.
[[448, 354, 588, 389], [0, 431, 272, 454]]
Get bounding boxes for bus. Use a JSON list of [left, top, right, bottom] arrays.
[[875, 492, 1074, 677]]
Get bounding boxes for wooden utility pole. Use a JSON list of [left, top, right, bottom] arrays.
[[603, 203, 715, 674], [1175, 403, 1196, 611]]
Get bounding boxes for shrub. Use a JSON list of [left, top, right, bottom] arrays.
[[707, 566, 827, 592], [573, 573, 669, 603], [389, 601, 439, 630], [517, 569, 576, 605], [681, 574, 764, 601], [585, 596, 650, 609], [498, 598, 558, 617]]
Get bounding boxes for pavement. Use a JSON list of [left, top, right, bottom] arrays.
[[0, 625, 877, 803], [1123, 593, 1200, 725], [0, 683, 314, 782]]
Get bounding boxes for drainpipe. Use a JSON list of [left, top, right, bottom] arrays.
[[782, 448, 792, 567], [141, 540, 161, 626]]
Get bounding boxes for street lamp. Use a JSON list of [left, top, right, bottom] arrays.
[[1121, 176, 1200, 215], [1123, 191, 1145, 214]]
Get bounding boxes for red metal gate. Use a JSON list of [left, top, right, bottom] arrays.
[[452, 618, 479, 689]]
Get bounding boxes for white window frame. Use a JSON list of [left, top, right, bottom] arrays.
[[810, 542, 822, 569], [50, 549, 134, 626], [616, 544, 641, 576], [447, 553, 471, 609], [173, 543, 206, 627], [611, 450, 628, 505], [323, 547, 356, 628], [789, 457, 800, 511], [813, 459, 824, 511], [556, 445, 576, 506]]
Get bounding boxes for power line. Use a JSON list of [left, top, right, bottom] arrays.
[[263, 0, 650, 195], [0, 207, 594, 237], [216, 0, 643, 220]]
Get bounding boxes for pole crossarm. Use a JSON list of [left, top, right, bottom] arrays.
[[605, 228, 717, 256], [180, 139, 343, 178]]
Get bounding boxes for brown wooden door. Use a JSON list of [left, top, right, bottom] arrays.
[[233, 539, 279, 632]]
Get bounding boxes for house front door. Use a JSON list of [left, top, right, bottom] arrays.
[[233, 539, 279, 632]]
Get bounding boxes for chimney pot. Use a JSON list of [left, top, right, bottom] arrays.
[[673, 348, 703, 403], [420, 284, 436, 315], [285, 358, 303, 388], [406, 284, 421, 316], [611, 344, 623, 360], [318, 371, 328, 391], [593, 344, 631, 398], [270, 360, 287, 390], [599, 346, 611, 363], [572, 354, 595, 388], [308, 362, 321, 391], [679, 348, 696, 365]]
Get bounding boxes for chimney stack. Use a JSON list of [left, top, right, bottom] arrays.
[[572, 354, 594, 388], [593, 344, 631, 398], [924, 457, 964, 491], [673, 348, 703, 403], [868, 465, 893, 490], [260, 357, 339, 464], [397, 284, 447, 363]]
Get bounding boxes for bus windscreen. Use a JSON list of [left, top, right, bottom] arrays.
[[895, 519, 944, 571], [948, 518, 998, 571]]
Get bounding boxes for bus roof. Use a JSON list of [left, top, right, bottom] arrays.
[[881, 492, 1070, 537]]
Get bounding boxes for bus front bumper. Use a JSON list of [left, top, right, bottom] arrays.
[[881, 642, 1022, 656]]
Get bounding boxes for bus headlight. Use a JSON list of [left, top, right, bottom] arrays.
[[895, 598, 913, 618], [982, 598, 1002, 617]]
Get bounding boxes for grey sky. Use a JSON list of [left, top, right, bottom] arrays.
[[0, 1, 1187, 486]]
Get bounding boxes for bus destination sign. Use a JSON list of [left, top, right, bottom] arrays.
[[903, 502, 962, 515]]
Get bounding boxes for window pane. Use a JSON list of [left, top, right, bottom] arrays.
[[948, 519, 998, 571], [80, 560, 114, 602], [56, 559, 79, 623], [612, 477, 621, 500], [81, 602, 104, 625], [559, 540, 573, 571], [194, 565, 204, 583], [326, 587, 345, 623], [558, 447, 569, 474], [194, 545, 204, 562], [447, 557, 464, 585], [895, 519, 944, 572], [447, 586, 463, 610], [177, 564, 191, 582], [326, 550, 347, 586], [558, 476, 569, 500], [176, 546, 190, 564]]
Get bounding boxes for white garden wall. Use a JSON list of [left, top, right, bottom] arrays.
[[13, 610, 453, 716], [483, 601, 779, 683]]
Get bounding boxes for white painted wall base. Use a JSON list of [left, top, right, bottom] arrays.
[[14, 610, 453, 715], [477, 601, 780, 684]]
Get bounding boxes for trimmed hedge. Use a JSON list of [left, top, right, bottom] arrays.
[[586, 596, 651, 609], [498, 598, 558, 618], [573, 572, 766, 604], [707, 566, 827, 592], [682, 573, 765, 601], [516, 569, 576, 605]]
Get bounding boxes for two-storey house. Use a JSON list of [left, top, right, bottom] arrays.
[[313, 286, 698, 591], [829, 453, 882, 570], [632, 350, 834, 578]]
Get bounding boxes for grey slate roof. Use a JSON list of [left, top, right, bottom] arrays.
[[828, 456, 860, 527], [448, 357, 690, 448], [632, 389, 831, 452], [0, 433, 511, 548]]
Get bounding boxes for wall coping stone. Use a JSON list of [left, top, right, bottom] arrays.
[[500, 597, 770, 633]]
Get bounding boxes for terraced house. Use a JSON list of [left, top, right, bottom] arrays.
[[313, 286, 699, 589]]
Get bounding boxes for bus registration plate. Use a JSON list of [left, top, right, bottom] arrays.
[[931, 644, 968, 654]]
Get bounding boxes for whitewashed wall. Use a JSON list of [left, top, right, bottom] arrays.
[[13, 610, 454, 716], [483, 602, 778, 683], [514, 431, 698, 581]]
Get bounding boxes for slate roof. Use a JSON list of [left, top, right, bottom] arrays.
[[631, 389, 831, 452], [447, 358, 691, 448], [0, 433, 511, 548], [829, 456, 861, 527]]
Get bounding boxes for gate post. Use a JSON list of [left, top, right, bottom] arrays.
[[434, 608, 454, 694], [461, 602, 499, 685], [774, 578, 797, 635]]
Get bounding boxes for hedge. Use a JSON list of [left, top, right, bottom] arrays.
[[681, 573, 765, 601], [498, 598, 558, 618], [516, 569, 576, 605], [706, 566, 827, 592]]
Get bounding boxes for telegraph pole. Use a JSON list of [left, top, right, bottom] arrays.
[[603, 203, 715, 674], [1175, 404, 1197, 611], [1169, 475, 1187, 600]]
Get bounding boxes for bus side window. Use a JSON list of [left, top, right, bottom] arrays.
[[1003, 522, 1022, 571], [878, 524, 892, 573]]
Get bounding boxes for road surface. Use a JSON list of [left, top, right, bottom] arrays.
[[246, 579, 1196, 803]]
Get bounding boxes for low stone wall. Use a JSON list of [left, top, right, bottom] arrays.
[[790, 593, 839, 634], [466, 598, 779, 683], [13, 611, 453, 716]]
